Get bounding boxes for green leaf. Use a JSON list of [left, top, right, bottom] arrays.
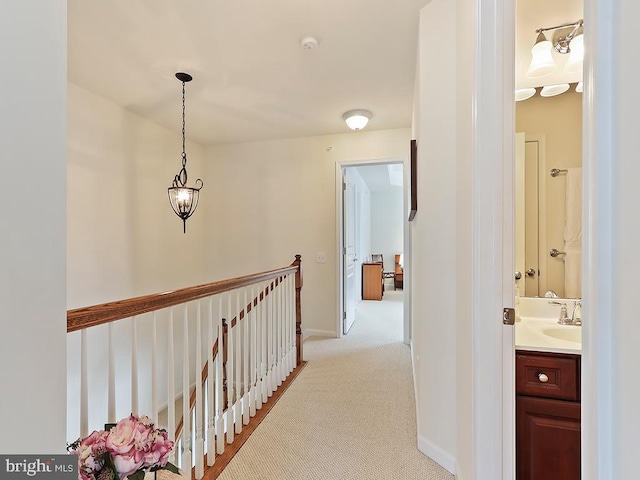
[[164, 462, 180, 475], [126, 471, 145, 480]]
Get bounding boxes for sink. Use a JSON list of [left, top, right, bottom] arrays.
[[542, 326, 582, 344]]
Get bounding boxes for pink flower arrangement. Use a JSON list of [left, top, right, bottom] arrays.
[[68, 414, 179, 480]]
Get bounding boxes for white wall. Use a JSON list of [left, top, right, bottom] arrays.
[[371, 188, 404, 277], [411, 1, 458, 473], [0, 1, 67, 453], [204, 129, 410, 337], [67, 83, 208, 309]]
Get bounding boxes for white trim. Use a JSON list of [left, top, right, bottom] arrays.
[[417, 433, 456, 475], [472, 0, 513, 477], [334, 156, 409, 342], [302, 328, 337, 340], [581, 0, 614, 478]]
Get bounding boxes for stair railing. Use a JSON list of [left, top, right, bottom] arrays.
[[67, 255, 303, 478]]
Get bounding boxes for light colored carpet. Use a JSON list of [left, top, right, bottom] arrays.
[[217, 290, 454, 480]]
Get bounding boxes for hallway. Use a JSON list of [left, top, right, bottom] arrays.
[[217, 291, 453, 479]]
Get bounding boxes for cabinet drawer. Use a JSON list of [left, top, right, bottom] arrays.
[[516, 352, 580, 401]]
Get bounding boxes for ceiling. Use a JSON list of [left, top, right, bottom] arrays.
[[68, 0, 430, 146], [67, 0, 583, 190]]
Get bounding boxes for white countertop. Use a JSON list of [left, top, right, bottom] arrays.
[[515, 316, 582, 355]]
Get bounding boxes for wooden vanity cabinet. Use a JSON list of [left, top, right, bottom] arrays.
[[516, 350, 581, 480]]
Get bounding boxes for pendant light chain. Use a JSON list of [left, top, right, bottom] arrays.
[[181, 80, 187, 168]]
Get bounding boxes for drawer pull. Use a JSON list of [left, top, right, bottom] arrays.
[[538, 373, 549, 383]]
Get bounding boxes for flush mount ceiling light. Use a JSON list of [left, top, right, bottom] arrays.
[[526, 19, 584, 79], [343, 109, 372, 131], [168, 72, 203, 233]]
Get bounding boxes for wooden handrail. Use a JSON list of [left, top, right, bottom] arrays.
[[67, 262, 299, 332], [69, 254, 304, 473]]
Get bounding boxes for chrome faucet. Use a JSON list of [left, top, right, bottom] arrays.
[[571, 300, 582, 326]]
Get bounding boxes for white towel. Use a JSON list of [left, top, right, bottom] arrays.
[[564, 167, 582, 243], [564, 167, 582, 297]]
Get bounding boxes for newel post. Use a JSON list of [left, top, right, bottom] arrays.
[[292, 254, 303, 365]]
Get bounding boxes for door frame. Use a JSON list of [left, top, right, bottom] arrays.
[[485, 0, 611, 478], [335, 156, 410, 342]]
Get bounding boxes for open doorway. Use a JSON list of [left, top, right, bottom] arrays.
[[338, 161, 406, 337]]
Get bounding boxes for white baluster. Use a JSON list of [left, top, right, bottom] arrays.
[[289, 273, 296, 372], [216, 294, 225, 454], [225, 294, 235, 445], [108, 322, 116, 423], [207, 296, 216, 465], [131, 317, 138, 416], [285, 276, 291, 375], [182, 304, 191, 474], [195, 301, 204, 479], [152, 312, 158, 425], [268, 281, 275, 397], [167, 309, 176, 464], [292, 274, 298, 368], [80, 329, 88, 438], [242, 288, 250, 425], [256, 283, 264, 410], [235, 291, 242, 434], [249, 286, 257, 418], [277, 279, 284, 386]]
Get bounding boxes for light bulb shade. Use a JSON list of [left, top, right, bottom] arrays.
[[527, 33, 557, 78], [540, 83, 570, 97], [575, 81, 584, 93], [515, 88, 537, 101], [168, 179, 203, 233], [565, 33, 584, 73], [343, 109, 372, 130]]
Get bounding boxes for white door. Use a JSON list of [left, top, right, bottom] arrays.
[[343, 169, 357, 334]]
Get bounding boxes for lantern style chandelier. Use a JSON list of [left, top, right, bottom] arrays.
[[168, 72, 203, 233]]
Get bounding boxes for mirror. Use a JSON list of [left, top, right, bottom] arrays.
[[515, 92, 582, 298]]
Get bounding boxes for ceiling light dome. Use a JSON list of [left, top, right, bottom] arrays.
[[515, 88, 537, 101], [540, 83, 570, 97], [343, 109, 372, 130], [565, 32, 584, 73], [527, 32, 557, 78]]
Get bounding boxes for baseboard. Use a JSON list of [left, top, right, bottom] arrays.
[[417, 433, 456, 475], [303, 328, 337, 339]]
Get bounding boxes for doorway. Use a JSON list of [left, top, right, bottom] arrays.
[[337, 160, 408, 339]]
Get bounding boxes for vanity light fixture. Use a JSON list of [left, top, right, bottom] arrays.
[[526, 19, 584, 79], [168, 72, 203, 233], [343, 109, 372, 131]]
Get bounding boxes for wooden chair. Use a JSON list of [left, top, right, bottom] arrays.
[[394, 254, 403, 289]]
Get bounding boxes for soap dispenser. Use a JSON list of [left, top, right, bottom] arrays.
[[558, 303, 569, 325]]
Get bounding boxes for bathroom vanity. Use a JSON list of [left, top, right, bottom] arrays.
[[515, 299, 582, 480]]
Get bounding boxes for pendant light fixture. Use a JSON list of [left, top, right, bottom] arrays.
[[168, 72, 203, 233]]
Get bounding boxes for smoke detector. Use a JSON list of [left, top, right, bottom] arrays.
[[301, 36, 319, 51]]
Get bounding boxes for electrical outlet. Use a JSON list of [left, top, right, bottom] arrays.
[[316, 251, 326, 263]]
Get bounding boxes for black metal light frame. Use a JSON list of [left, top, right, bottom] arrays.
[[168, 72, 203, 233]]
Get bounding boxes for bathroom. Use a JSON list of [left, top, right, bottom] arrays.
[[513, 0, 583, 477]]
